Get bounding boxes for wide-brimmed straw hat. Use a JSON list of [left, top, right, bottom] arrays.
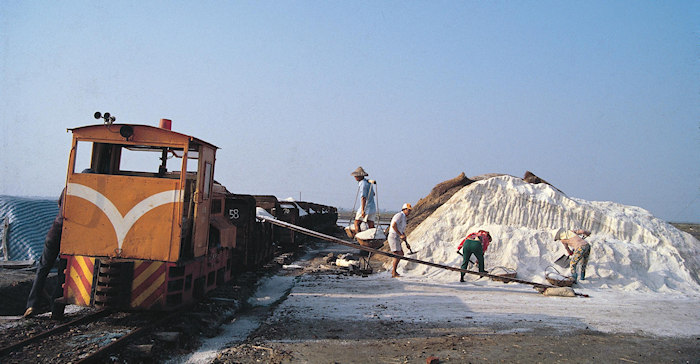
[[552, 228, 565, 241], [351, 166, 368, 177]]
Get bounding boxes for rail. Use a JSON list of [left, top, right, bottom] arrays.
[[0, 309, 181, 362], [77, 310, 182, 364], [0, 309, 110, 357]]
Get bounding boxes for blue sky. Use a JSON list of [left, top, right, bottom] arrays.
[[1, 1, 698, 222]]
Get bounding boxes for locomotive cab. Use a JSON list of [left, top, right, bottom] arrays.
[[58, 121, 233, 310]]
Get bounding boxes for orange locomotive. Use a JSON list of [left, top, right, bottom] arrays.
[[57, 115, 262, 311]]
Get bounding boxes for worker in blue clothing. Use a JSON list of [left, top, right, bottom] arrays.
[[24, 168, 94, 318], [351, 166, 376, 234], [24, 189, 65, 318]]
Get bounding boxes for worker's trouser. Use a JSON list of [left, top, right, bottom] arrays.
[[460, 239, 485, 279], [26, 218, 63, 311], [570, 244, 591, 280]]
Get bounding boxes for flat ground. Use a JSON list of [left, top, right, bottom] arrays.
[[205, 235, 699, 364]]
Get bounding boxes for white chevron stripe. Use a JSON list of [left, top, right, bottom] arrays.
[[67, 183, 182, 249]]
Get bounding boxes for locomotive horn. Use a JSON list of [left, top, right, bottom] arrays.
[[119, 125, 134, 140]]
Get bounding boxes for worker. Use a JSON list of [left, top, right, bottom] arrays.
[[24, 168, 94, 318], [553, 228, 591, 282], [387, 203, 412, 278], [24, 189, 65, 318], [457, 230, 492, 282], [351, 166, 376, 234]]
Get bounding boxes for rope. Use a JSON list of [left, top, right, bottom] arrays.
[[349, 184, 360, 229], [373, 181, 380, 227]]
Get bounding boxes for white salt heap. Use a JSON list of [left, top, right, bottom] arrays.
[[402, 175, 700, 294]]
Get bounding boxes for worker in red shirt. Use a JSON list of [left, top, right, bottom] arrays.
[[457, 230, 492, 282]]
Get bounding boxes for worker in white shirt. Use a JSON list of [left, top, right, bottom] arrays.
[[387, 203, 413, 278]]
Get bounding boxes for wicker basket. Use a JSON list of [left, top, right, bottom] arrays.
[[546, 276, 575, 287], [356, 238, 384, 249], [489, 266, 517, 282], [545, 266, 575, 287]]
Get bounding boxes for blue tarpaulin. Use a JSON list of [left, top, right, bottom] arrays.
[[0, 195, 59, 261]]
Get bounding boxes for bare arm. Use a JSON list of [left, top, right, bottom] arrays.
[[391, 222, 406, 240], [562, 241, 573, 255]]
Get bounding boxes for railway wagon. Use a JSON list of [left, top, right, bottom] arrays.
[[278, 200, 304, 248], [253, 195, 285, 254], [295, 201, 338, 234], [57, 118, 253, 311], [218, 191, 274, 270]]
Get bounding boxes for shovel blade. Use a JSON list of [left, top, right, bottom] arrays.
[[554, 254, 570, 268]]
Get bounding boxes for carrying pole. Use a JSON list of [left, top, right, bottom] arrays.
[[258, 215, 562, 291]]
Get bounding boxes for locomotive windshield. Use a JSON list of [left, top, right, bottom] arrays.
[[73, 140, 201, 178]]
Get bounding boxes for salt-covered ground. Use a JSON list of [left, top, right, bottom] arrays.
[[273, 268, 699, 338]]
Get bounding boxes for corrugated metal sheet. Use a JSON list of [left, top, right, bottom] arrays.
[[0, 195, 59, 261]]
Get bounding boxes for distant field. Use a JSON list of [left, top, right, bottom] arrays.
[[671, 223, 700, 241], [338, 211, 398, 221]]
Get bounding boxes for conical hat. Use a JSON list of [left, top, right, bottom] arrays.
[[351, 166, 368, 177], [552, 228, 565, 241]]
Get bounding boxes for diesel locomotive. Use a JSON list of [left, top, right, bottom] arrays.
[[54, 116, 335, 313]]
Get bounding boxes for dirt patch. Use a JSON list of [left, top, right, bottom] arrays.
[[214, 328, 699, 363], [0, 268, 56, 316], [671, 223, 700, 241], [216, 326, 699, 364]]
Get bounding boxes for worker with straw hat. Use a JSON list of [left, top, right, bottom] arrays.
[[351, 166, 376, 234]]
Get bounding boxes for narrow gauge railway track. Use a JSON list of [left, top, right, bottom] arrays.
[[0, 309, 181, 363], [0, 309, 110, 357], [0, 255, 292, 363]]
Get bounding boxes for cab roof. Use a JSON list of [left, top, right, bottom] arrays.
[[68, 124, 218, 150]]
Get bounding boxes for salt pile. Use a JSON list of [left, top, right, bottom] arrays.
[[401, 175, 700, 294]]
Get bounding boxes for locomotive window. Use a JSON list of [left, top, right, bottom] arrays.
[[119, 145, 186, 178], [73, 141, 93, 173], [73, 141, 196, 178], [211, 199, 222, 214], [171, 144, 200, 173], [170, 149, 199, 159], [203, 162, 212, 199]]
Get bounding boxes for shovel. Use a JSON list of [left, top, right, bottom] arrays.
[[403, 239, 417, 254], [554, 254, 570, 268]]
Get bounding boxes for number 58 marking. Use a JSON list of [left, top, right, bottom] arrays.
[[228, 208, 240, 220]]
